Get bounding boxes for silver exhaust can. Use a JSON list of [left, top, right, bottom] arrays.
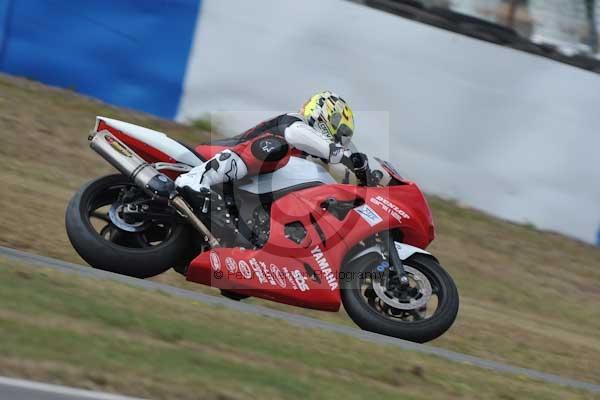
[[89, 130, 175, 198]]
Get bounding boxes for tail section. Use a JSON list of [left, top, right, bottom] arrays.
[[94, 117, 202, 166]]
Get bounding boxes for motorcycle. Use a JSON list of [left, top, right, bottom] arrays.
[[66, 117, 459, 343]]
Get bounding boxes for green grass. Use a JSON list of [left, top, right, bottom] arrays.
[[190, 114, 222, 134], [0, 73, 599, 394], [0, 257, 597, 400]]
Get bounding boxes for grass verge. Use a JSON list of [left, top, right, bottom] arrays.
[[0, 257, 598, 400]]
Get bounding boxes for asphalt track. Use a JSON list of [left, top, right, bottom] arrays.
[[0, 245, 599, 399], [0, 376, 145, 400]]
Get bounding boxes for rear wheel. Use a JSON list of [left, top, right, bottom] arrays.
[[341, 252, 459, 343], [66, 174, 195, 278]]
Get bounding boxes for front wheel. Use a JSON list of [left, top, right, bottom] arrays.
[[341, 253, 459, 343], [66, 174, 195, 278]]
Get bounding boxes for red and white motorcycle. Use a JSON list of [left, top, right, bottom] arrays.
[[66, 117, 459, 343]]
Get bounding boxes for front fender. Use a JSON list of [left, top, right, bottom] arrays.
[[347, 241, 435, 264], [394, 242, 435, 261]]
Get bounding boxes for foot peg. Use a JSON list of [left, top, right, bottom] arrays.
[[178, 186, 213, 214]]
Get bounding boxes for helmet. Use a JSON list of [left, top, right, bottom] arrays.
[[301, 91, 354, 146]]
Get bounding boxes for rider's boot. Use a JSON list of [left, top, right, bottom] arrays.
[[175, 149, 248, 216]]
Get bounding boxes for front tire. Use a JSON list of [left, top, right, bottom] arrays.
[[341, 253, 459, 343], [66, 174, 193, 278]]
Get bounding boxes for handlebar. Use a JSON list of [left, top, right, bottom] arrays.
[[342, 152, 379, 187]]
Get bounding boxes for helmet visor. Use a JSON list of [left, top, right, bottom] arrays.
[[337, 124, 353, 146]]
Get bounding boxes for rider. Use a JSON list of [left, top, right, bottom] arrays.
[[175, 91, 356, 197]]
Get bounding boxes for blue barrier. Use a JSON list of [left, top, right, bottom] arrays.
[[0, 0, 201, 118]]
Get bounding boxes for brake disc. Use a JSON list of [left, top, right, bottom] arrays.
[[109, 203, 149, 233], [372, 265, 432, 310]]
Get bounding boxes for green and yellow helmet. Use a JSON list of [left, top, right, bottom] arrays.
[[301, 91, 354, 146]]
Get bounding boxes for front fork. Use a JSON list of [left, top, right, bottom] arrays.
[[379, 230, 410, 287]]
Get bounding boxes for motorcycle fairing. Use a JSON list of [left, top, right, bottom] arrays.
[[187, 181, 434, 311], [237, 157, 337, 194], [194, 144, 229, 161], [187, 191, 348, 311]]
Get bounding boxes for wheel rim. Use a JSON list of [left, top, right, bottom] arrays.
[[86, 183, 176, 249], [358, 260, 443, 322]]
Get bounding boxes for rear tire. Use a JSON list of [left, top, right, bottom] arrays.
[[66, 174, 193, 278], [341, 253, 459, 343]]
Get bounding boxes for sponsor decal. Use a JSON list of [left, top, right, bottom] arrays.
[[104, 134, 133, 158], [259, 261, 277, 286], [225, 257, 237, 274], [270, 264, 287, 288], [292, 269, 310, 292], [282, 267, 298, 290], [209, 251, 221, 271], [370, 196, 410, 222], [354, 204, 383, 227], [238, 260, 252, 279], [249, 258, 267, 284], [317, 120, 331, 136], [311, 246, 339, 291]]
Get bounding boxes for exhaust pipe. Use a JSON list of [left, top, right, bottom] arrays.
[[90, 130, 175, 198], [89, 130, 220, 248]]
